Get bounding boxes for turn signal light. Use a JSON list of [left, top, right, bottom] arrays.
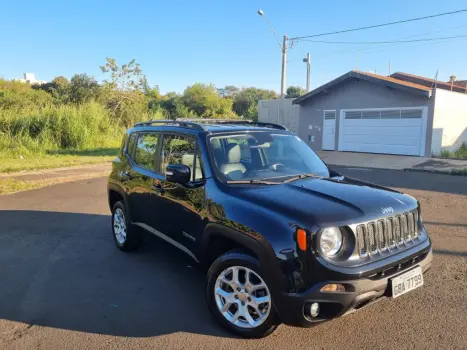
[[321, 284, 346, 292], [297, 229, 307, 251]]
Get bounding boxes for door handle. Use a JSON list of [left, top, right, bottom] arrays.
[[151, 184, 165, 194], [121, 170, 133, 180]]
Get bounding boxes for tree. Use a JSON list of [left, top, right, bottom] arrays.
[[67, 73, 100, 104], [48, 76, 70, 102], [181, 83, 236, 119], [100, 57, 146, 91], [232, 88, 279, 121], [99, 58, 150, 126], [217, 85, 239, 98], [52, 76, 69, 88], [286, 86, 306, 98]]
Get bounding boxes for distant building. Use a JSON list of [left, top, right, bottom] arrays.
[[260, 70, 467, 157], [15, 73, 47, 85]]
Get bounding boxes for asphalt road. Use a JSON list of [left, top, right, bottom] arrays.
[[0, 168, 466, 349]]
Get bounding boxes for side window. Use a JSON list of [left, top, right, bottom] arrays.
[[161, 134, 202, 181], [134, 133, 160, 170], [126, 133, 137, 159]]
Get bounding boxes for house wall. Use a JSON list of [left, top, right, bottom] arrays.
[[431, 88, 467, 155], [258, 98, 300, 134], [297, 79, 435, 156]]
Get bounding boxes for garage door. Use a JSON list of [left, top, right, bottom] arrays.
[[338, 108, 426, 156]]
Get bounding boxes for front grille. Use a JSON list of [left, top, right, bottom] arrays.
[[356, 210, 419, 257]]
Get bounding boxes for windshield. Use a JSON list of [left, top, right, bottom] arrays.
[[209, 132, 329, 182]]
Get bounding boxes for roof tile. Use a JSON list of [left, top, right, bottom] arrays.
[[352, 70, 432, 91]]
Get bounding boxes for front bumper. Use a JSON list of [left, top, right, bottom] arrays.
[[275, 246, 433, 327]]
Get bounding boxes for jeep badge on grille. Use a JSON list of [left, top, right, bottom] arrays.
[[381, 207, 394, 214]]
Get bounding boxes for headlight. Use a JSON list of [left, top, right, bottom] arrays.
[[320, 227, 343, 256]]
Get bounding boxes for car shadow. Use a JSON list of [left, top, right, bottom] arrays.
[[0, 210, 233, 338]]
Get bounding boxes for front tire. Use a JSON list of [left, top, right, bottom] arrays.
[[111, 201, 141, 251], [206, 251, 279, 338]]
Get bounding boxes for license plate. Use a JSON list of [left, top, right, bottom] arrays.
[[391, 266, 424, 298]]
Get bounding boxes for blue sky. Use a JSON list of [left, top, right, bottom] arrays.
[[2, 1, 467, 93]]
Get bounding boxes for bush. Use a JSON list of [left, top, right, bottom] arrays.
[[454, 142, 467, 159], [0, 102, 122, 157], [440, 149, 453, 158], [0, 79, 53, 110], [439, 142, 467, 159]]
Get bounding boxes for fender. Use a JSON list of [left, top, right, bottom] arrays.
[[200, 222, 288, 296], [107, 182, 133, 223]]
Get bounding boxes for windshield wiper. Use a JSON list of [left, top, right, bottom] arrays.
[[226, 179, 280, 185], [282, 173, 323, 183]]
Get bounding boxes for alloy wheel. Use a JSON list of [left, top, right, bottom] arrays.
[[214, 266, 271, 329], [113, 208, 127, 244]]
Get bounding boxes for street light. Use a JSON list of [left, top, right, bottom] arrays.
[[257, 9, 287, 98]]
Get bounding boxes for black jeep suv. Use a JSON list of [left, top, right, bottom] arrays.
[[107, 119, 432, 338]]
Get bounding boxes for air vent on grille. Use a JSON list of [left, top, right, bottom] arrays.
[[377, 220, 386, 250], [367, 222, 377, 253], [394, 216, 402, 244], [356, 225, 366, 256], [355, 210, 420, 258], [386, 218, 395, 246]]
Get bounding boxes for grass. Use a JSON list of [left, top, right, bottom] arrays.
[[0, 167, 111, 195], [439, 142, 467, 159], [451, 168, 467, 176], [0, 178, 39, 195], [0, 152, 116, 173], [0, 101, 124, 172]]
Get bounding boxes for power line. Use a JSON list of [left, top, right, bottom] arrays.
[[313, 36, 467, 60], [289, 8, 467, 40], [307, 24, 467, 59], [300, 34, 467, 45]]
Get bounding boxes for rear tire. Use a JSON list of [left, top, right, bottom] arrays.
[[206, 250, 279, 338], [111, 201, 141, 251]]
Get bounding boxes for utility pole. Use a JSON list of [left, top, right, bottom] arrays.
[[303, 52, 311, 92], [257, 10, 288, 123], [280, 34, 288, 97]]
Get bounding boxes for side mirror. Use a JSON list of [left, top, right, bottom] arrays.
[[328, 168, 342, 177], [166, 164, 191, 184]]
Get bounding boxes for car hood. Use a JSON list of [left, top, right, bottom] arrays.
[[232, 176, 417, 228]]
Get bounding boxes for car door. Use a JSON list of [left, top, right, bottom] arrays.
[[125, 131, 166, 229], [157, 132, 207, 253]]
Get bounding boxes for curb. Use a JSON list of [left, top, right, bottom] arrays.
[[403, 168, 467, 177], [330, 164, 467, 177], [329, 164, 405, 171]]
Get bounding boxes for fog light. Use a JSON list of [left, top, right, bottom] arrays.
[[321, 284, 345, 292], [310, 303, 320, 317]]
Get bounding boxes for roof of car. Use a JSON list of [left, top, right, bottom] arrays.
[[130, 119, 289, 134]]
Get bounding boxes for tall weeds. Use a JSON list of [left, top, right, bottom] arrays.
[[0, 102, 124, 157]]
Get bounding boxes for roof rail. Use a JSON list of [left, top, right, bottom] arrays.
[[175, 118, 287, 130], [133, 120, 204, 131]]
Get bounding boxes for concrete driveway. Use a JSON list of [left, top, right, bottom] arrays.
[[0, 169, 466, 349]]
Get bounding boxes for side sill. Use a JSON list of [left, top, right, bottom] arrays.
[[134, 222, 200, 263]]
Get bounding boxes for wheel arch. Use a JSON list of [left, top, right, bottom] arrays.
[[200, 223, 284, 293], [107, 183, 132, 221]]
